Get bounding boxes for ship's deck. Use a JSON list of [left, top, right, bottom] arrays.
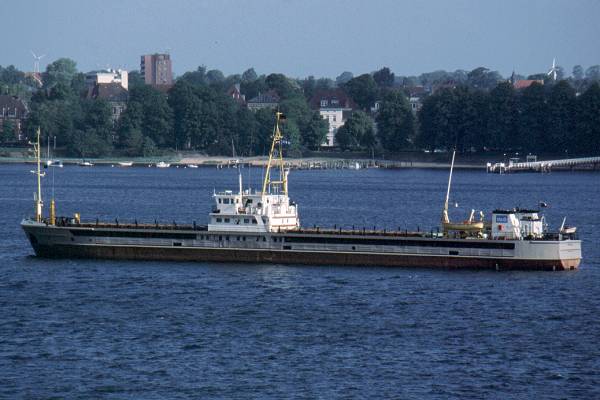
[[45, 217, 576, 242]]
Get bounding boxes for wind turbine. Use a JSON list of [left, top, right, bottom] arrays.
[[547, 58, 558, 81], [31, 51, 46, 74]]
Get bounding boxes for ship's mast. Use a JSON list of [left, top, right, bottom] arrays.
[[442, 149, 456, 225], [33, 127, 44, 222], [261, 111, 287, 196]]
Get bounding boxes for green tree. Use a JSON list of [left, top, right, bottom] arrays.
[[121, 128, 144, 156], [299, 76, 316, 100], [444, 86, 473, 152], [279, 96, 327, 150], [575, 83, 600, 155], [240, 75, 267, 101], [376, 90, 414, 151], [69, 129, 111, 158], [0, 65, 25, 84], [179, 66, 208, 87], [458, 89, 490, 152], [516, 82, 546, 152], [25, 88, 78, 146], [417, 89, 455, 151], [585, 66, 600, 81], [169, 81, 203, 149], [241, 68, 258, 83], [547, 81, 576, 153], [251, 108, 277, 155], [344, 74, 378, 110], [235, 107, 259, 156], [467, 67, 502, 90], [301, 112, 328, 149], [79, 99, 113, 133], [487, 82, 517, 150], [44, 58, 78, 88], [127, 71, 145, 88], [315, 78, 335, 91], [373, 67, 395, 88], [142, 137, 158, 157], [126, 85, 173, 147], [265, 73, 299, 99], [335, 111, 375, 150], [283, 119, 303, 158], [335, 71, 354, 85], [206, 69, 225, 85], [48, 82, 75, 101], [117, 101, 144, 148], [572, 65, 584, 81]]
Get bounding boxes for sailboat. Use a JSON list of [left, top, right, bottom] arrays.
[[44, 136, 63, 168]]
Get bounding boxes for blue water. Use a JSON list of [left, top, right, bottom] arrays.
[[1, 164, 599, 399]]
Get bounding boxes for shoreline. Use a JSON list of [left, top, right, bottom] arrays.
[[1, 155, 597, 171], [0, 156, 484, 170]]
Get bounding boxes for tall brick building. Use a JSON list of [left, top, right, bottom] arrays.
[[140, 53, 173, 86]]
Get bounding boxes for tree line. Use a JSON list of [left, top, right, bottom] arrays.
[[1, 59, 599, 157], [418, 81, 600, 156]]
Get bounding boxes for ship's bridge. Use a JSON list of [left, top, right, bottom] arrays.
[[208, 188, 299, 233], [492, 209, 544, 240], [208, 111, 300, 233]]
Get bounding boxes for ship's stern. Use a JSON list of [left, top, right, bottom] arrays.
[[558, 239, 582, 270]]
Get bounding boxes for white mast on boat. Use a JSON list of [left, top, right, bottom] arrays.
[[442, 149, 456, 225], [32, 128, 45, 222]]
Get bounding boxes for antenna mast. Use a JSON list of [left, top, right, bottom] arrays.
[[261, 112, 287, 196]]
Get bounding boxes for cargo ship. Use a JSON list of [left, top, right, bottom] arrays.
[[21, 115, 581, 270]]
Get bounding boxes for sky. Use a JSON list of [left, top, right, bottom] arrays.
[[3, 0, 599, 79]]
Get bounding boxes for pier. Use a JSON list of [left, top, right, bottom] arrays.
[[487, 156, 600, 173]]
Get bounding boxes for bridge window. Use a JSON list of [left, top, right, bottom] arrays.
[[244, 218, 250, 224], [218, 198, 222, 204], [223, 198, 230, 204], [224, 218, 230, 223], [216, 218, 222, 223]]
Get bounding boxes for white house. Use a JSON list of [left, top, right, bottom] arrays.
[[309, 89, 356, 147]]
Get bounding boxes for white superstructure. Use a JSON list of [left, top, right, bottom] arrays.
[[208, 188, 299, 233], [492, 209, 545, 240], [208, 112, 300, 233]]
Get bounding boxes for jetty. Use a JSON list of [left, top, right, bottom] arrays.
[[487, 156, 600, 173]]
